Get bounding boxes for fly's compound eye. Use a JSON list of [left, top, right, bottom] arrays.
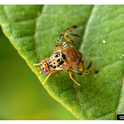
[[43, 68, 49, 74]]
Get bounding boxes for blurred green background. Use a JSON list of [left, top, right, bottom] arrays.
[[0, 26, 76, 120]]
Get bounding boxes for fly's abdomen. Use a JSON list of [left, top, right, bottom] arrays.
[[63, 46, 82, 69]]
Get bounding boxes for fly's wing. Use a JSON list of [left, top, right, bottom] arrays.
[[56, 25, 81, 49], [82, 57, 99, 72]]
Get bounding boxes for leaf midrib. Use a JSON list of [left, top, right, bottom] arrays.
[[79, 5, 94, 51]]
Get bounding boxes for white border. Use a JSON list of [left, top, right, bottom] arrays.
[[0, 0, 124, 4]]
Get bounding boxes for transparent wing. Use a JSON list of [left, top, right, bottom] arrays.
[[82, 57, 99, 73], [56, 25, 81, 49]]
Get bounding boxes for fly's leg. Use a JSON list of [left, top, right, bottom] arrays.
[[33, 63, 42, 73], [42, 70, 57, 85], [69, 70, 80, 86], [83, 70, 99, 76], [38, 67, 42, 74], [78, 62, 84, 75]]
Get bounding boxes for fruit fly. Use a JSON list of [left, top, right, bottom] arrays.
[[34, 25, 99, 86]]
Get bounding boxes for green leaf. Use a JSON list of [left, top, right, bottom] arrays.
[[0, 5, 124, 120]]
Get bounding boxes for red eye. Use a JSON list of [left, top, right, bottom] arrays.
[[41, 60, 44, 64], [43, 68, 49, 74]]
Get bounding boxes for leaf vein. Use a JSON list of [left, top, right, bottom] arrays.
[[79, 5, 94, 51], [74, 84, 94, 120], [96, 111, 115, 120]]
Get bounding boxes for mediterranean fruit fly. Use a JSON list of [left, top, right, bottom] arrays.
[[34, 25, 99, 86]]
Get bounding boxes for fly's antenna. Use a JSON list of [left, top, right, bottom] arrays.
[[33, 63, 41, 66]]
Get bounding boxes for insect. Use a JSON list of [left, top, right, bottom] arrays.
[[34, 25, 99, 86]]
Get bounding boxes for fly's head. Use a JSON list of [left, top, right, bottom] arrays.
[[40, 60, 50, 74]]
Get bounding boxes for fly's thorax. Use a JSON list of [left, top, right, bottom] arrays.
[[48, 52, 66, 70], [62, 46, 82, 67]]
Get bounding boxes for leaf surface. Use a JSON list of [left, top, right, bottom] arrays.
[[0, 5, 124, 120]]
